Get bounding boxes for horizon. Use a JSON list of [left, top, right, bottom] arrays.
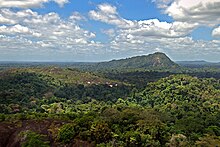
[[0, 0, 220, 62], [0, 52, 219, 63]]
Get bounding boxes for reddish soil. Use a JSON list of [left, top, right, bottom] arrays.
[[0, 119, 95, 147]]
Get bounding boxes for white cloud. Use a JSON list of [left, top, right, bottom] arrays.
[[53, 0, 69, 7], [98, 3, 117, 14], [154, 0, 220, 26], [0, 0, 69, 8], [0, 24, 42, 37], [108, 35, 220, 61], [102, 29, 116, 38], [0, 13, 16, 24], [152, 0, 174, 8], [89, 4, 136, 28], [0, 2, 220, 61], [69, 12, 86, 21], [122, 19, 197, 38], [212, 26, 220, 38], [88, 3, 220, 61], [0, 8, 106, 61], [89, 3, 197, 38]]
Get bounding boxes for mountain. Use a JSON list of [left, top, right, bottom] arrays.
[[177, 60, 211, 65], [177, 60, 220, 68], [96, 52, 178, 70]]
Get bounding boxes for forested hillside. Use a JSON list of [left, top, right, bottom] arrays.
[[0, 66, 220, 146], [85, 52, 179, 71], [0, 68, 132, 114]]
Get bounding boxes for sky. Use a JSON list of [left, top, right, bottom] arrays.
[[0, 0, 220, 62]]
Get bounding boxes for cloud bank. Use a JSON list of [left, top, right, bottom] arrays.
[[154, 0, 220, 26], [88, 3, 220, 61], [0, 8, 104, 61], [0, 1, 220, 61], [0, 0, 69, 8]]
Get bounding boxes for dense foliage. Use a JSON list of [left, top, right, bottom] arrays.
[[19, 130, 49, 147], [0, 66, 220, 147], [94, 52, 178, 70], [0, 68, 131, 113]]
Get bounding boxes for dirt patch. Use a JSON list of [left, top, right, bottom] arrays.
[[0, 119, 96, 147], [0, 119, 68, 147], [0, 122, 17, 147]]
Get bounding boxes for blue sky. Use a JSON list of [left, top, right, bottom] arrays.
[[0, 0, 220, 62]]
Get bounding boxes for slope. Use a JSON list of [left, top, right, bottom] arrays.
[[96, 52, 178, 70]]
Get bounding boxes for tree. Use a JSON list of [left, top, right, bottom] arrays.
[[167, 134, 188, 147], [91, 122, 112, 143], [57, 124, 76, 143], [195, 134, 220, 147]]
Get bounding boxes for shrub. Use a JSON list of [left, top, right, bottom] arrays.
[[57, 124, 76, 143], [91, 122, 112, 143], [19, 130, 49, 147], [0, 114, 5, 122]]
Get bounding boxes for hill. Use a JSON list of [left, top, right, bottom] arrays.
[[0, 67, 118, 86], [140, 74, 220, 108], [177, 60, 210, 65], [95, 52, 178, 70], [0, 67, 132, 113], [177, 60, 220, 68]]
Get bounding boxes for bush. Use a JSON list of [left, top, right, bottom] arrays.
[[0, 114, 5, 122], [57, 124, 76, 143], [78, 130, 91, 141], [19, 130, 49, 147], [91, 122, 112, 143]]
